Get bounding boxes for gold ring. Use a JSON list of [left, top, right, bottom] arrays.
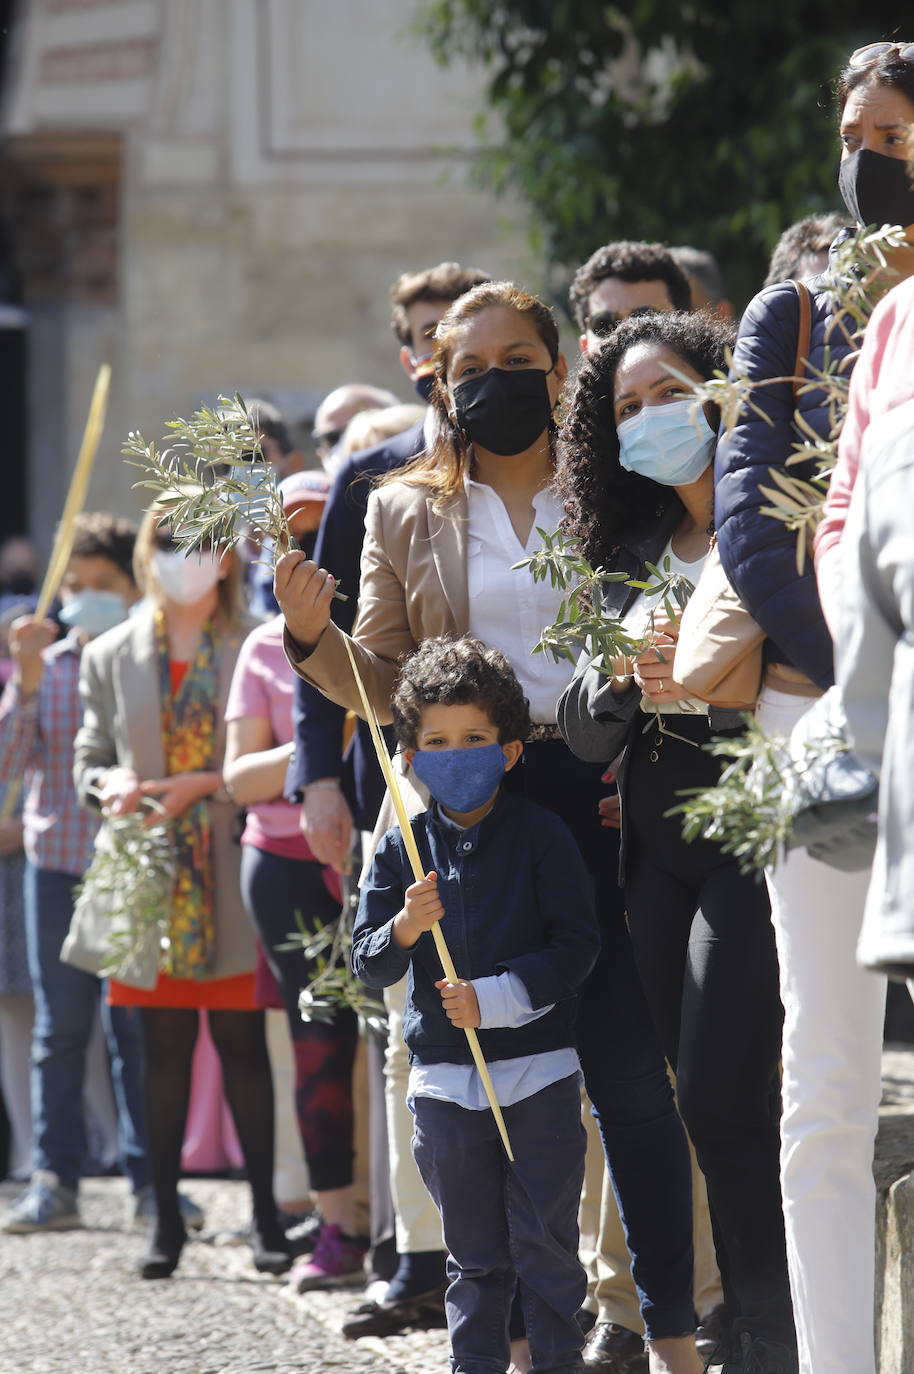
[[658, 679, 664, 692]]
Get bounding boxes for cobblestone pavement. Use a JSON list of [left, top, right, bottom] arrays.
[[2, 1050, 912, 1374], [0, 1176, 449, 1374]]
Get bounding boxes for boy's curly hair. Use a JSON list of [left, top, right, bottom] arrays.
[[392, 636, 532, 750]]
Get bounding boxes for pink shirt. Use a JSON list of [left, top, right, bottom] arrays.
[[815, 274, 914, 634], [225, 615, 317, 862]]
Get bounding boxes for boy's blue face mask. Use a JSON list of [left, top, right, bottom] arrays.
[[410, 743, 507, 814], [58, 589, 128, 639]]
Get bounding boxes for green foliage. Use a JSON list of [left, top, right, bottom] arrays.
[[124, 394, 293, 559], [671, 714, 853, 873], [670, 717, 795, 873], [414, 2, 900, 302], [281, 900, 387, 1038], [682, 224, 907, 568], [75, 814, 175, 981], [515, 526, 692, 675]]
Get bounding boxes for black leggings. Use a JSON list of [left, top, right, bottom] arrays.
[[141, 1006, 283, 1249], [240, 845, 358, 1192], [624, 713, 793, 1349]]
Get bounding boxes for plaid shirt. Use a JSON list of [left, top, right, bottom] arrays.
[[0, 632, 98, 876]]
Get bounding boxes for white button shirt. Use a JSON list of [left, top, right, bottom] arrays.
[[465, 478, 573, 723]]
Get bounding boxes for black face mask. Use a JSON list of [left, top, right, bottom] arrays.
[[453, 366, 554, 456], [414, 371, 436, 403], [838, 149, 914, 229]]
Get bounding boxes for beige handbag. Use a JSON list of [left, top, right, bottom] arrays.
[[673, 281, 812, 711], [673, 537, 765, 709]]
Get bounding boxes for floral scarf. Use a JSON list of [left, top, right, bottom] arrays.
[[155, 610, 218, 978]]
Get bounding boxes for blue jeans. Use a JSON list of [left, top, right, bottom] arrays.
[[413, 1074, 587, 1374], [502, 741, 695, 1340], [24, 863, 148, 1192]]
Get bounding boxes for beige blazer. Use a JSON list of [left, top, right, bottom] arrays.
[[73, 604, 259, 981], [286, 479, 470, 723]]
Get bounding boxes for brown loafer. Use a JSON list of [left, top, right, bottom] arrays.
[[583, 1322, 649, 1372], [341, 1283, 448, 1340]]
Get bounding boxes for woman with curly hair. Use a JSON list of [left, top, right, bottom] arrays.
[[557, 311, 796, 1374], [277, 281, 703, 1374]]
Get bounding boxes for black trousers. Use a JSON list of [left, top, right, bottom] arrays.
[[240, 846, 358, 1192], [623, 713, 794, 1350], [501, 740, 696, 1340]]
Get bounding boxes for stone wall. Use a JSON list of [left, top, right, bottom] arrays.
[[0, 0, 536, 546]]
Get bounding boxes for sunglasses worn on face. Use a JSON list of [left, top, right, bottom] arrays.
[[589, 304, 661, 338], [849, 41, 914, 68], [312, 428, 344, 451]]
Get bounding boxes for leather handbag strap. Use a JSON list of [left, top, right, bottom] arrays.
[[791, 279, 812, 404]]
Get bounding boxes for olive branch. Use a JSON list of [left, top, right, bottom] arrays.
[[74, 807, 176, 981], [124, 393, 294, 555], [515, 525, 693, 677], [278, 895, 387, 1036], [682, 223, 909, 574]]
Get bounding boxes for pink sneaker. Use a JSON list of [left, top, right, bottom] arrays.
[[288, 1223, 367, 1292]]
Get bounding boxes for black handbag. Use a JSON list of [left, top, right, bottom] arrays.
[[787, 686, 878, 872]]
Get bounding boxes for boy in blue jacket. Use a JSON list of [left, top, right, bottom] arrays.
[[352, 636, 599, 1374]]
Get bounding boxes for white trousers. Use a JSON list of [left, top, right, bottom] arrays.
[[758, 688, 887, 1374]]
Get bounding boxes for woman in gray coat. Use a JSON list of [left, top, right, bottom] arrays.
[[74, 501, 290, 1280]]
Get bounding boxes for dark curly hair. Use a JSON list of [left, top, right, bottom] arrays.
[[556, 311, 734, 569], [569, 241, 692, 332], [836, 43, 914, 115], [391, 636, 532, 750], [70, 512, 138, 583]]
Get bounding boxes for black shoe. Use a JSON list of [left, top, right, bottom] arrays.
[[697, 1303, 733, 1363], [284, 1209, 323, 1257], [582, 1321, 648, 1372], [139, 1224, 186, 1280], [578, 1307, 598, 1336], [721, 1334, 798, 1374], [251, 1220, 293, 1275], [252, 1245, 293, 1275]]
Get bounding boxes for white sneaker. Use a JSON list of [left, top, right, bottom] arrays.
[[2, 1171, 81, 1233]]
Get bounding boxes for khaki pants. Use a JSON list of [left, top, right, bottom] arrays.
[[384, 973, 445, 1253]]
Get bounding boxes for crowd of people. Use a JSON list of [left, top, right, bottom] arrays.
[[1, 36, 914, 1374]]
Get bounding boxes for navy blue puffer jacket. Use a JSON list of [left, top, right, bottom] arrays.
[[714, 276, 855, 689]]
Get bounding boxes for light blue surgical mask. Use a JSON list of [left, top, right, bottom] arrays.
[[228, 461, 275, 514], [617, 398, 715, 487], [411, 743, 507, 814], [59, 589, 128, 639]]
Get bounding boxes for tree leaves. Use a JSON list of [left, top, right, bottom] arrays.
[[413, 3, 902, 302]]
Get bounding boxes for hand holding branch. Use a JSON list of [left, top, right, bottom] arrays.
[[274, 551, 336, 652], [394, 871, 444, 950]]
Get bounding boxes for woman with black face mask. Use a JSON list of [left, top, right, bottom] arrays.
[[277, 281, 706, 1374], [714, 41, 914, 1374]]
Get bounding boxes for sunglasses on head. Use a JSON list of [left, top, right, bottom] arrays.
[[849, 40, 914, 67], [589, 304, 661, 338]]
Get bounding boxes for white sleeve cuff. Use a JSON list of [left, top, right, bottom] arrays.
[[472, 969, 554, 1029]]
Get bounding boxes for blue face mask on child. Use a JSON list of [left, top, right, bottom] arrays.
[[617, 398, 715, 487], [410, 743, 507, 814], [58, 589, 128, 639]]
